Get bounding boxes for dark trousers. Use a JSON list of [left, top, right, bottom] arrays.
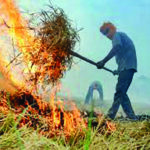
[[107, 69, 136, 119]]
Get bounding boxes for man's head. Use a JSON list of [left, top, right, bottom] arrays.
[[100, 22, 116, 39]]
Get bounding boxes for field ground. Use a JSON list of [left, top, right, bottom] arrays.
[[72, 97, 150, 116], [1, 97, 150, 150]]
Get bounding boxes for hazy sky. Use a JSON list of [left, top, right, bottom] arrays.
[[18, 0, 150, 101]]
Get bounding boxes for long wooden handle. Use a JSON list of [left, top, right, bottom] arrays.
[[70, 51, 115, 75]]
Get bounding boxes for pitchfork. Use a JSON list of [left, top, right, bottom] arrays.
[[70, 51, 117, 76]]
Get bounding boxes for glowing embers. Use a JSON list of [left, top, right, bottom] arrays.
[[6, 90, 87, 137], [0, 89, 117, 139], [27, 8, 79, 85]]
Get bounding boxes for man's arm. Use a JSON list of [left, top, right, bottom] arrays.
[[97, 45, 121, 68], [102, 45, 121, 63]]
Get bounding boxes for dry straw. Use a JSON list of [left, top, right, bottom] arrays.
[[29, 4, 80, 85]]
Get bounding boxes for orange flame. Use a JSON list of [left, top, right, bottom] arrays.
[[0, 0, 35, 89], [0, 0, 68, 88], [106, 121, 116, 132], [0, 0, 115, 139], [0, 0, 33, 53]]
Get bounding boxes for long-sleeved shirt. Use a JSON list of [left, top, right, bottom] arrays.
[[112, 32, 137, 72]]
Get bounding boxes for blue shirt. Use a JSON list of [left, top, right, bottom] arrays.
[[112, 32, 137, 72]]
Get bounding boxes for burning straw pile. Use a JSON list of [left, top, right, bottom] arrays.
[[0, 90, 86, 138], [0, 0, 116, 142], [0, 90, 116, 139], [1, 2, 79, 87], [28, 5, 79, 85]]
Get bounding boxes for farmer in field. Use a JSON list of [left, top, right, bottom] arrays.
[[96, 22, 137, 120], [84, 81, 103, 105]]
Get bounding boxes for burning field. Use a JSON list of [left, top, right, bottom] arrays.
[[0, 0, 116, 148], [1, 0, 150, 149], [0, 0, 79, 87]]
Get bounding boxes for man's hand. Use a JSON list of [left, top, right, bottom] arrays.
[[96, 60, 105, 69], [113, 70, 119, 76]]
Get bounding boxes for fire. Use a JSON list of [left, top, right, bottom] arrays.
[[0, 0, 34, 89], [0, 90, 87, 138], [106, 121, 116, 132], [0, 0, 87, 138], [0, 0, 33, 53], [0, 88, 116, 138], [0, 0, 116, 139], [0, 0, 74, 87]]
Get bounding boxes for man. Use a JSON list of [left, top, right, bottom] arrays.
[[97, 22, 137, 120], [84, 81, 103, 105]]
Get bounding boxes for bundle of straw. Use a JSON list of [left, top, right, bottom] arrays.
[[29, 5, 79, 85]]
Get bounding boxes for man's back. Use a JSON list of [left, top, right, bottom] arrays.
[[112, 32, 137, 72]]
